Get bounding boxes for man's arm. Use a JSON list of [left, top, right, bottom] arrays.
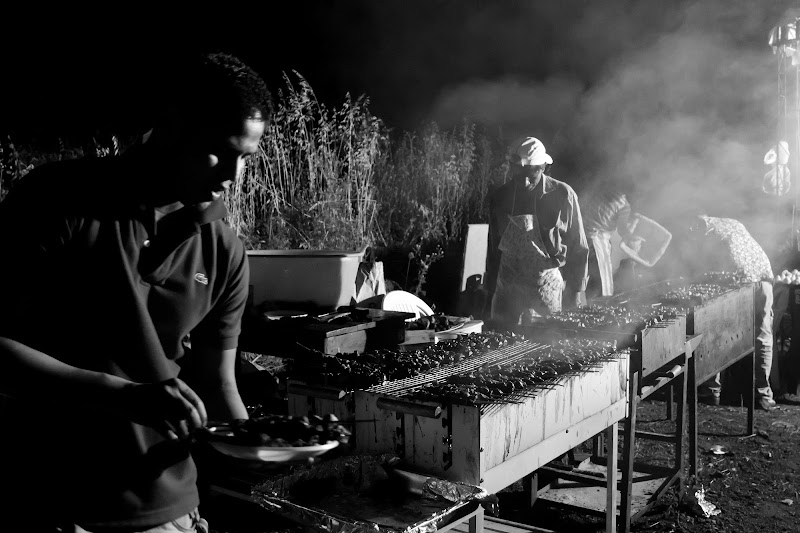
[[189, 346, 248, 421], [0, 336, 208, 439], [0, 171, 207, 440]]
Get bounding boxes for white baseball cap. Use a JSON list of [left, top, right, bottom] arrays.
[[514, 137, 553, 166]]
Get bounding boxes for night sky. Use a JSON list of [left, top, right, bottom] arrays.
[[3, 0, 800, 240], [4, 1, 794, 134]]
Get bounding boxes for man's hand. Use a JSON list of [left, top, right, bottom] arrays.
[[562, 289, 587, 309], [623, 236, 645, 254], [575, 290, 587, 307], [117, 378, 208, 441]]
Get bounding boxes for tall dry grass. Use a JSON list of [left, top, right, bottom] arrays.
[[226, 72, 387, 251], [372, 120, 505, 293]]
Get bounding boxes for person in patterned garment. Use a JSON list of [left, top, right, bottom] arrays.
[[682, 215, 776, 410]]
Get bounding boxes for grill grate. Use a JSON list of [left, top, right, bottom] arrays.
[[367, 339, 626, 415], [369, 339, 549, 394]]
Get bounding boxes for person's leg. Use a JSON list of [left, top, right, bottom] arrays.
[[755, 281, 775, 409], [698, 374, 721, 405], [771, 285, 789, 396]]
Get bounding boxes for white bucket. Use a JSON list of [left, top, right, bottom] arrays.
[[619, 214, 672, 268], [247, 248, 367, 311]]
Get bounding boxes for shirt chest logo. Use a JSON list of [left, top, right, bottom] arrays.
[[194, 273, 209, 285]]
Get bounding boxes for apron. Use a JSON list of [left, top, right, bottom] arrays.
[[589, 230, 614, 296], [491, 212, 564, 325]]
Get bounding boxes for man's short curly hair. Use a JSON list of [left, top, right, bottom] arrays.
[[169, 52, 273, 129]]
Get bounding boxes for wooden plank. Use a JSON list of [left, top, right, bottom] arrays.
[[302, 319, 376, 337], [450, 405, 483, 485], [287, 382, 347, 400], [537, 474, 664, 516], [480, 354, 628, 474], [355, 390, 401, 454], [639, 316, 686, 377], [323, 329, 368, 354], [480, 398, 627, 494]]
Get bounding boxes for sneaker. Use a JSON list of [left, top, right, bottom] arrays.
[[757, 397, 777, 411]]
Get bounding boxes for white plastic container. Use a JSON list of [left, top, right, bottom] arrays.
[[247, 248, 367, 311], [620, 214, 672, 268]]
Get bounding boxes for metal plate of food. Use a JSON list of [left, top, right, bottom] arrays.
[[208, 440, 339, 462]]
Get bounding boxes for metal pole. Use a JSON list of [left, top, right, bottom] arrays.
[[795, 19, 800, 251], [796, 18, 800, 252], [780, 51, 800, 250]]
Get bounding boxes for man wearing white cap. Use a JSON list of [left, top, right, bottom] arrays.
[[486, 137, 590, 325]]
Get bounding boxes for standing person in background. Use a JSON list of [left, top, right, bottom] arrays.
[[486, 136, 589, 325], [664, 215, 776, 410], [580, 178, 637, 298], [0, 52, 273, 532]]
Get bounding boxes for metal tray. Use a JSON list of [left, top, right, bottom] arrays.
[[251, 454, 490, 533]]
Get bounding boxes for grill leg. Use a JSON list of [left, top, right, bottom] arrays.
[[665, 384, 674, 420], [468, 506, 484, 533], [619, 371, 639, 533], [675, 353, 688, 496], [747, 349, 755, 435], [606, 421, 618, 533], [688, 351, 698, 480]]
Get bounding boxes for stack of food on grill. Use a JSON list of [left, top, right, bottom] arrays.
[[288, 331, 521, 389], [657, 271, 747, 307], [403, 338, 619, 406], [539, 302, 683, 331]]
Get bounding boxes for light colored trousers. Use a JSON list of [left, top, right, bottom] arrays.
[[703, 281, 773, 400]]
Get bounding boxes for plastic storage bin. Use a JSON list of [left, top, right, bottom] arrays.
[[620, 213, 672, 268], [247, 248, 367, 311]]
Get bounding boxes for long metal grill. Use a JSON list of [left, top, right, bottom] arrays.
[[368, 339, 551, 394], [368, 338, 625, 412]]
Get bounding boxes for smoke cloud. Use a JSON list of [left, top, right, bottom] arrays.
[[423, 0, 799, 266]]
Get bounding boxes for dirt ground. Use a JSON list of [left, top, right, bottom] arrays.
[[498, 395, 800, 533]]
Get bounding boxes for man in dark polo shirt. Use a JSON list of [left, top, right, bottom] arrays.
[[0, 53, 272, 532]]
